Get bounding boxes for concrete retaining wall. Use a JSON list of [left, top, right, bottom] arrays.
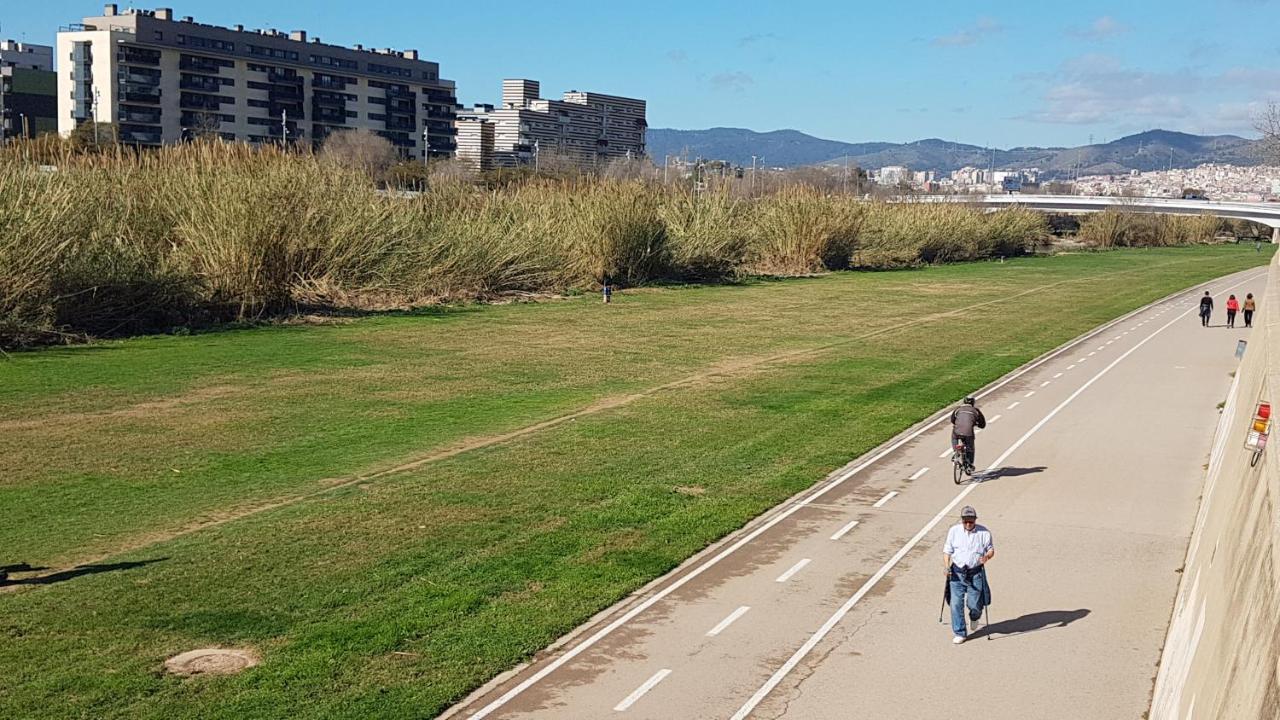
[[1151, 255, 1280, 719]]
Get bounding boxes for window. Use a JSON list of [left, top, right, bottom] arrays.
[[368, 63, 413, 78], [248, 45, 299, 61], [153, 31, 163, 41], [182, 36, 235, 52], [309, 54, 357, 70]]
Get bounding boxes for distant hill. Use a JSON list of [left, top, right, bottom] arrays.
[[645, 127, 1263, 176]]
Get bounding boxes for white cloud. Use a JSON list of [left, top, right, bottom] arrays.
[[932, 17, 1002, 47], [709, 71, 754, 92], [1068, 16, 1129, 40]]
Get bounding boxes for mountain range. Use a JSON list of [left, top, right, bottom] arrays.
[[644, 128, 1265, 177]]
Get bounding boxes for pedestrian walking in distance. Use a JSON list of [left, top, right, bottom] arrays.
[[602, 279, 613, 304], [1226, 294, 1240, 329], [944, 505, 994, 644], [1244, 293, 1257, 328], [1199, 291, 1214, 327]]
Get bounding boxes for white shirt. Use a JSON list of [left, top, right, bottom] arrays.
[[944, 523, 993, 569]]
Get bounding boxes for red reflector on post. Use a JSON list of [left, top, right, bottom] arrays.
[[1258, 402, 1271, 420]]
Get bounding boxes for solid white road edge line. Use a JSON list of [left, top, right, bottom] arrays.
[[726, 271, 1261, 720], [462, 269, 1262, 720], [775, 559, 811, 583], [613, 669, 671, 712], [830, 520, 860, 541], [707, 607, 751, 637]]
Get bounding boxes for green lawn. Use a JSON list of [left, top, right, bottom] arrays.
[[0, 246, 1270, 718]]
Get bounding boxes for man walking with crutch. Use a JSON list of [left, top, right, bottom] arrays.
[[943, 505, 994, 644]]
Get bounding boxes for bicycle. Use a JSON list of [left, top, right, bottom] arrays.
[[952, 438, 975, 484]]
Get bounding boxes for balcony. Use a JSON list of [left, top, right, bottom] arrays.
[[179, 94, 223, 111], [180, 77, 224, 93], [267, 71, 303, 86], [121, 71, 160, 87], [313, 110, 347, 126], [122, 87, 162, 104], [118, 108, 162, 124], [180, 58, 224, 74], [311, 77, 348, 90], [312, 91, 346, 108], [120, 129, 162, 145], [267, 86, 304, 102], [268, 101, 305, 119], [120, 48, 161, 66]]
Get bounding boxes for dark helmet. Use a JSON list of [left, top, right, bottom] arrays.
[[963, 396, 976, 406]]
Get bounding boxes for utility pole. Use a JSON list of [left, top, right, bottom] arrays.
[[843, 154, 849, 194], [751, 154, 758, 194], [281, 108, 288, 146], [533, 139, 540, 173], [663, 154, 669, 184]]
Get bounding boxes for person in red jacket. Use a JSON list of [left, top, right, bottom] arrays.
[[1226, 294, 1240, 328]]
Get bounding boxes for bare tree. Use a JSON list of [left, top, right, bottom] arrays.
[[1255, 101, 1280, 164], [320, 128, 398, 178]]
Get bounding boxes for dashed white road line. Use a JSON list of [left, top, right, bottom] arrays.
[[462, 269, 1265, 720], [988, 414, 1002, 423], [938, 448, 953, 458], [1025, 390, 1036, 398], [872, 492, 899, 508], [830, 520, 860, 541], [1067, 364, 1077, 370], [1039, 380, 1051, 387], [1006, 401, 1020, 410], [706, 607, 751, 637], [775, 559, 811, 583], [909, 467, 930, 480], [614, 669, 671, 712], [1053, 372, 1064, 379], [1089, 351, 1097, 357], [727, 272, 1261, 720]]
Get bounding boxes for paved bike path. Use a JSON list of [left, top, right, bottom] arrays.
[[445, 267, 1266, 720]]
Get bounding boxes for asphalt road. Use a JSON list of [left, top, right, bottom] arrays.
[[445, 267, 1267, 720]]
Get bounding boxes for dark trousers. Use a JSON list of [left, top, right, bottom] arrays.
[[952, 433, 975, 466], [1201, 309, 1211, 326], [1228, 309, 1237, 327], [1245, 309, 1254, 327]]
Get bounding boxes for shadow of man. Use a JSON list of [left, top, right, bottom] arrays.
[[1, 559, 166, 588], [977, 608, 1090, 639]]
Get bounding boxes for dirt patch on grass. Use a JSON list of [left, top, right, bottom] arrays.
[[0, 384, 241, 432], [164, 648, 260, 677]]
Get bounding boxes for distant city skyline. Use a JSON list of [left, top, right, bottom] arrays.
[[6, 0, 1280, 147]]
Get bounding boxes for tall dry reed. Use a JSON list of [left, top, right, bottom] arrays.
[[1, 143, 1057, 347]]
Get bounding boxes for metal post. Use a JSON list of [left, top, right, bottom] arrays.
[[281, 108, 288, 146], [0, 69, 6, 146], [92, 87, 101, 148], [751, 155, 758, 195]]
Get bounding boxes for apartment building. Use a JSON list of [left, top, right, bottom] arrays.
[[457, 79, 646, 169], [1, 40, 57, 139], [55, 5, 457, 157]]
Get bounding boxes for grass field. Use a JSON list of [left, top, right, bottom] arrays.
[[0, 246, 1270, 718]]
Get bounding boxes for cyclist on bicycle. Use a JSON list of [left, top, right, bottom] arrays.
[[950, 397, 986, 471]]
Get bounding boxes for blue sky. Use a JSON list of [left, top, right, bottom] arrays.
[[7, 1, 1280, 147]]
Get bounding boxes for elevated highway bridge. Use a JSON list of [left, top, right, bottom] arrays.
[[914, 194, 1280, 241]]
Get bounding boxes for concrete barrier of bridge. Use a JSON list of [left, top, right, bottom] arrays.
[[1150, 255, 1280, 718]]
